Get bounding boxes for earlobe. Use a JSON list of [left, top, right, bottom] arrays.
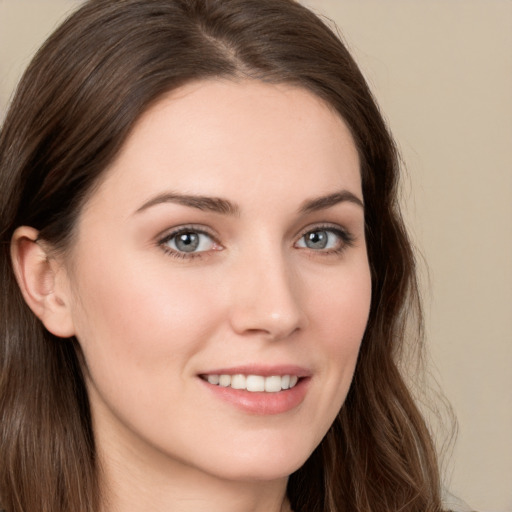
[[10, 226, 76, 338]]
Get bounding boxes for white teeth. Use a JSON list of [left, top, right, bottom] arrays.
[[204, 374, 300, 392], [230, 374, 246, 389], [207, 374, 220, 385], [264, 375, 282, 393], [246, 375, 265, 392], [219, 374, 231, 387]]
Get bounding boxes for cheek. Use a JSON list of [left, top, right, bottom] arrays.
[[310, 259, 371, 347], [69, 251, 221, 383], [305, 261, 371, 416]]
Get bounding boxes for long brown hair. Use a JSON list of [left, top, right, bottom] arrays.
[[0, 1, 443, 510]]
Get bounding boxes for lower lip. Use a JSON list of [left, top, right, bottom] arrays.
[[199, 377, 310, 415]]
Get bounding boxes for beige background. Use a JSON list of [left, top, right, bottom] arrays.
[[1, 1, 511, 511]]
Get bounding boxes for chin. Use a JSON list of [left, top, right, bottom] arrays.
[[197, 440, 315, 483]]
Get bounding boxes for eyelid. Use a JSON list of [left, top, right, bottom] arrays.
[[155, 222, 355, 260], [157, 224, 222, 259], [158, 224, 216, 241], [294, 223, 355, 251], [296, 222, 353, 239]]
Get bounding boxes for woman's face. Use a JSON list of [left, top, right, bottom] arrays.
[[63, 80, 371, 482]]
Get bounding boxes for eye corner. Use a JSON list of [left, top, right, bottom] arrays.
[[157, 225, 223, 260], [294, 224, 355, 255]]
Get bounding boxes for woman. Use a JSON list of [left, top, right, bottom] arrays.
[[0, 0, 445, 511]]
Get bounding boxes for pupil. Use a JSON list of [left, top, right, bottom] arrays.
[[307, 231, 327, 249], [176, 232, 199, 252]]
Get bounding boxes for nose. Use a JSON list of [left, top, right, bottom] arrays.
[[228, 248, 308, 341]]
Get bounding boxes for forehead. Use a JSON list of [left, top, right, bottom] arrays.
[[81, 79, 361, 218]]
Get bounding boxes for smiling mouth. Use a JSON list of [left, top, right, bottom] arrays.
[[200, 374, 299, 392]]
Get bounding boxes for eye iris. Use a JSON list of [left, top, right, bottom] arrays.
[[305, 230, 328, 249], [175, 232, 200, 252]]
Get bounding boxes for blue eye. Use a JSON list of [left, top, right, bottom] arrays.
[[296, 227, 352, 252], [161, 229, 216, 254]]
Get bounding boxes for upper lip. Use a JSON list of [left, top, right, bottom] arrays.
[[198, 365, 312, 378]]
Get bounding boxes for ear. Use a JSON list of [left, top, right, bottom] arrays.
[[10, 226, 76, 338]]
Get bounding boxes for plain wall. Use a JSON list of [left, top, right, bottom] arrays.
[[1, 1, 511, 511]]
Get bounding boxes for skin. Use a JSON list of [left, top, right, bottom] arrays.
[[13, 80, 371, 512]]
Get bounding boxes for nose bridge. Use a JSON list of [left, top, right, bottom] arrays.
[[229, 241, 306, 339]]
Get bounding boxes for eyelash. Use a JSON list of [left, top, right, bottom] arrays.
[[157, 224, 355, 260], [158, 225, 220, 260], [295, 224, 355, 256]]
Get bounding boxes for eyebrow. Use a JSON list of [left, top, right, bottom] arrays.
[[299, 190, 364, 213], [135, 192, 240, 216], [134, 189, 363, 216]]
